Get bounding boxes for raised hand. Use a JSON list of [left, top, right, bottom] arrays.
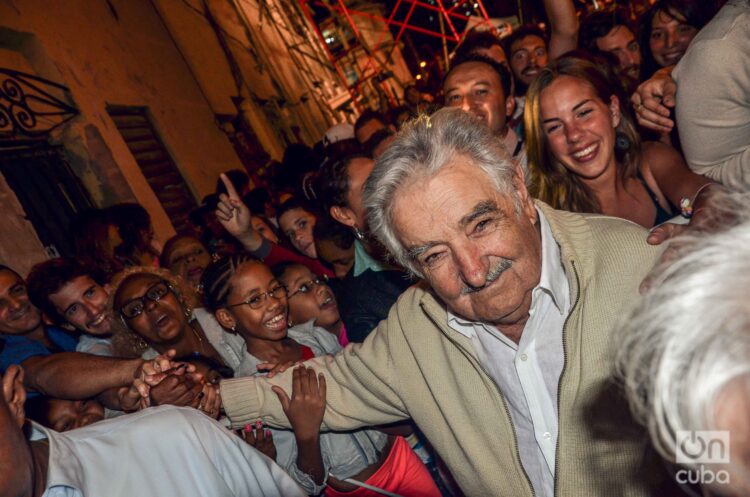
[[240, 421, 277, 461], [271, 365, 326, 441], [215, 173, 261, 250]]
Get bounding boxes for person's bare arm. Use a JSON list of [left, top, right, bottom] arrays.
[[641, 142, 719, 245], [545, 0, 578, 59], [21, 352, 144, 401], [642, 142, 713, 208]]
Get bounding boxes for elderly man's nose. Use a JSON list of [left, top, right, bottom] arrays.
[[455, 250, 488, 289]]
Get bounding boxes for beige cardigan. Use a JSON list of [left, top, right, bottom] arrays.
[[222, 203, 673, 496]]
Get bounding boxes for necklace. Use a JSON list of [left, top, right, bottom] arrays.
[[188, 320, 207, 355]]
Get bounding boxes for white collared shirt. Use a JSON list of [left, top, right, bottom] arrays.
[[35, 405, 305, 497], [448, 208, 569, 497]]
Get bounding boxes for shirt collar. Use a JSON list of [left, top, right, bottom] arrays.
[[30, 421, 85, 492], [536, 207, 567, 315], [447, 207, 567, 336], [353, 239, 388, 276]]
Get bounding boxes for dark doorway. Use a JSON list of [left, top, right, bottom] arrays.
[[0, 143, 93, 257], [107, 106, 197, 233]]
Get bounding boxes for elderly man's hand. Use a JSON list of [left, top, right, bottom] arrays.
[[631, 66, 676, 135], [646, 222, 687, 246]]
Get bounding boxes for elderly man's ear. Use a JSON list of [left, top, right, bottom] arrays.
[[2, 365, 27, 428]]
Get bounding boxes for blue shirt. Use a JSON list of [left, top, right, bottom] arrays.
[[352, 239, 389, 277], [0, 326, 78, 373]]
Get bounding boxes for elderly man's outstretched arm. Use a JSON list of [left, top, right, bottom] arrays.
[[221, 315, 409, 430]]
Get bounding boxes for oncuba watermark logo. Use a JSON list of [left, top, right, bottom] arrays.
[[675, 431, 731, 485]]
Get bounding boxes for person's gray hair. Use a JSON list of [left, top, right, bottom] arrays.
[[363, 107, 519, 276], [617, 191, 750, 473]]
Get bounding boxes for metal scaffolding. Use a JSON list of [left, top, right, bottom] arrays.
[[298, 0, 494, 107]]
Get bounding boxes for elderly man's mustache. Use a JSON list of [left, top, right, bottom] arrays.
[[461, 259, 512, 295]]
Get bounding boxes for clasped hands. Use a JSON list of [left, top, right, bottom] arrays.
[[120, 350, 222, 418]]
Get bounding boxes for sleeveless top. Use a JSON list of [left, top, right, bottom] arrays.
[[637, 171, 676, 226]]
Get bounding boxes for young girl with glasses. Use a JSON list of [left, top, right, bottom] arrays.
[[202, 254, 440, 497], [272, 262, 348, 347]]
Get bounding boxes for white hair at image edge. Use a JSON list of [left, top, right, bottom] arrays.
[[616, 191, 750, 471]]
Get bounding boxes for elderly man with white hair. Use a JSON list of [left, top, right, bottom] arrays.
[[618, 193, 750, 497], [219, 108, 678, 496]]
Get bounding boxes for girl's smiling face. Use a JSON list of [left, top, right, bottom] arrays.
[[222, 262, 289, 343]]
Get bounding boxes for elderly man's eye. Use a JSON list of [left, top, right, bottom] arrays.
[[422, 252, 444, 267], [475, 219, 492, 232]]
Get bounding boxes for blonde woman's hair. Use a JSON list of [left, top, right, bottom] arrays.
[[524, 54, 641, 213]]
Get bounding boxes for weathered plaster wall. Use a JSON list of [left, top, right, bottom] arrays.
[[0, 0, 246, 248], [154, 0, 339, 153]]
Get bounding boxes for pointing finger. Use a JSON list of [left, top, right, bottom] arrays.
[[220, 173, 240, 201]]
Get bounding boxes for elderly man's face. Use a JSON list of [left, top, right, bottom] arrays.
[[392, 157, 541, 326]]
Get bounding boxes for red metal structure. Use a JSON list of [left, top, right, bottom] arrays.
[[297, 0, 493, 110]]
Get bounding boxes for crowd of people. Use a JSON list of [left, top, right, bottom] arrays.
[[2, 0, 750, 496]]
